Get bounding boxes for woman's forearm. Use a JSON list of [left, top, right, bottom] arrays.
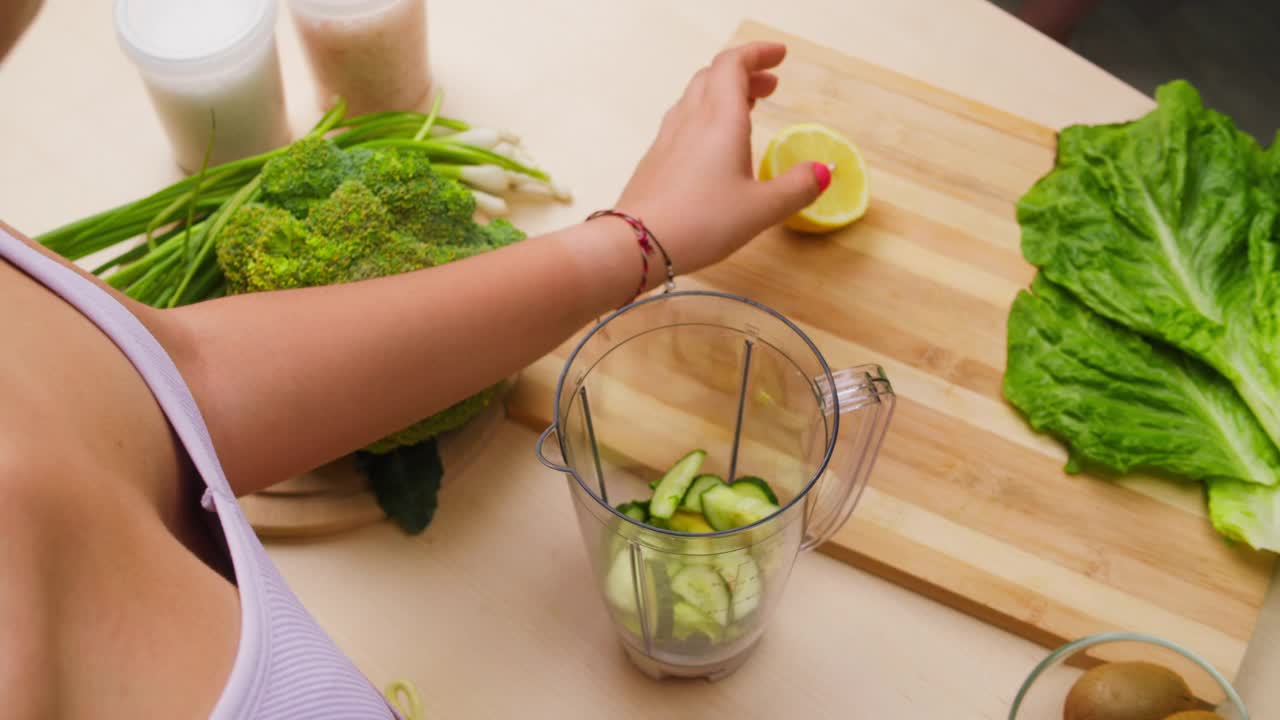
[[151, 41, 822, 496], [163, 218, 642, 496]]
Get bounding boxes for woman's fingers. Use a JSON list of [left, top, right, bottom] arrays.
[[716, 42, 787, 75], [746, 161, 826, 233], [747, 71, 779, 100], [687, 67, 710, 105], [707, 42, 787, 112]]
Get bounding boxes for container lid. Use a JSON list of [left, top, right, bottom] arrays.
[[114, 0, 277, 71], [288, 0, 403, 19]]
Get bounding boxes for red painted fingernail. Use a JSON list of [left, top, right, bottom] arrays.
[[811, 162, 831, 192]]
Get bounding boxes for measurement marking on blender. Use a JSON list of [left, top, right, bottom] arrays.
[[727, 339, 755, 485], [579, 386, 609, 503]]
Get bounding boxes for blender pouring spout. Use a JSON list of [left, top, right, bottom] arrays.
[[535, 424, 572, 474]]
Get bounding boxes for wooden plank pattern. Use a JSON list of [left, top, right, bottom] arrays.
[[506, 20, 1275, 689]]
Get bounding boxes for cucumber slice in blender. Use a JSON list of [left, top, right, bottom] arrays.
[[734, 497, 778, 526], [616, 500, 649, 523], [671, 564, 731, 626], [649, 557, 675, 640], [680, 474, 726, 514], [730, 476, 779, 505], [701, 485, 779, 531], [605, 550, 639, 614], [701, 485, 742, 530], [715, 552, 763, 620], [667, 510, 715, 534], [673, 601, 724, 642], [605, 549, 673, 638], [648, 450, 707, 519]]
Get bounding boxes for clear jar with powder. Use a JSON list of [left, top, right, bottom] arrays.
[[288, 0, 430, 115], [114, 0, 291, 174]]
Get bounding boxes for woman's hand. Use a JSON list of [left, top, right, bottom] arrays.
[[615, 42, 828, 279]]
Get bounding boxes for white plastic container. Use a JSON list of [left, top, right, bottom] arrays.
[[115, 0, 291, 173], [289, 0, 429, 115]]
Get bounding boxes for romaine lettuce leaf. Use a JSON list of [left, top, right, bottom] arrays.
[[1004, 274, 1280, 488], [1017, 80, 1280, 448], [1208, 480, 1280, 553]]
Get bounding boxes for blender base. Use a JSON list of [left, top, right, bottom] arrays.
[[621, 639, 761, 682]]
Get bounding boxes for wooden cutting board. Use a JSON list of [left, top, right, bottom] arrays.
[[506, 20, 1277, 689]]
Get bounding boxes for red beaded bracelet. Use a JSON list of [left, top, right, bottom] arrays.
[[586, 209, 676, 306]]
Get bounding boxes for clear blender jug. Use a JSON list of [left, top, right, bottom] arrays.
[[536, 291, 895, 680]]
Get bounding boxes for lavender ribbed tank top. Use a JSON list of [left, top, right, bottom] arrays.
[[0, 228, 398, 719]]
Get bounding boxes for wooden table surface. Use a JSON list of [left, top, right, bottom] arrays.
[[2, 0, 1277, 718]]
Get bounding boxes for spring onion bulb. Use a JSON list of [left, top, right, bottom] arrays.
[[454, 165, 510, 194], [549, 180, 573, 202], [493, 143, 543, 174], [490, 142, 517, 161], [511, 146, 540, 170], [471, 189, 509, 216], [506, 171, 573, 203], [440, 127, 501, 149]]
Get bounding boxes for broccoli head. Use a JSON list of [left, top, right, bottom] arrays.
[[217, 204, 310, 294], [216, 138, 526, 451], [259, 136, 373, 219], [354, 147, 479, 246]]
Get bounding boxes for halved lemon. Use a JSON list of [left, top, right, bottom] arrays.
[[759, 123, 870, 234]]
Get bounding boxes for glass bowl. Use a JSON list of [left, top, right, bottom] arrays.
[[1010, 631, 1249, 719]]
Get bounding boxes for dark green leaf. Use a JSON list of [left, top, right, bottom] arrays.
[[356, 438, 444, 534]]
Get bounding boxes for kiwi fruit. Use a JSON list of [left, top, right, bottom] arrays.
[[1063, 661, 1195, 720]]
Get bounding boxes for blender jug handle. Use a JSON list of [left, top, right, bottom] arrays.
[[801, 365, 895, 551]]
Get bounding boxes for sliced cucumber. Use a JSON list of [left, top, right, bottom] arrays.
[[667, 510, 715, 534], [735, 497, 778, 526], [700, 485, 741, 531], [648, 557, 675, 640], [672, 564, 731, 626], [605, 550, 673, 638], [673, 601, 723, 642], [701, 485, 779, 531], [752, 537, 788, 580], [681, 474, 726, 514], [681, 552, 720, 567], [730, 476, 779, 505], [616, 500, 649, 523], [715, 552, 763, 620], [605, 550, 639, 614], [648, 450, 707, 519]]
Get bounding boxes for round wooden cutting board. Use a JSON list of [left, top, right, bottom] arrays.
[[242, 383, 514, 539]]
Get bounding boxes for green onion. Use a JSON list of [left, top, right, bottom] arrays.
[[35, 98, 561, 308]]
